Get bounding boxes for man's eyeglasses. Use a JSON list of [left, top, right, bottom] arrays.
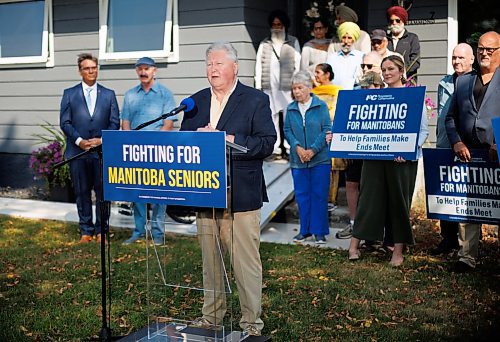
[[477, 46, 499, 55], [313, 26, 326, 30], [80, 66, 98, 72], [361, 64, 374, 70], [389, 18, 401, 24]]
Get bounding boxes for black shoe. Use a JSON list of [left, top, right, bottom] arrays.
[[265, 153, 283, 162], [360, 241, 383, 253], [452, 261, 475, 273], [430, 241, 459, 256], [293, 233, 312, 242], [117, 202, 133, 216]]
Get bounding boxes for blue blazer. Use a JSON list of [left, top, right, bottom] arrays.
[[60, 83, 120, 158], [445, 69, 500, 148], [181, 81, 277, 212]]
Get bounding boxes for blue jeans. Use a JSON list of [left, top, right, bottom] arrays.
[[292, 164, 330, 236], [132, 202, 166, 239]]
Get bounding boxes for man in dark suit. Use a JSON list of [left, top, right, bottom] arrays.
[[181, 42, 276, 336], [60, 53, 120, 243], [445, 31, 500, 272], [431, 43, 475, 256]]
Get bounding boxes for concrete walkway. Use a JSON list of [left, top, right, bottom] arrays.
[[0, 197, 350, 250]]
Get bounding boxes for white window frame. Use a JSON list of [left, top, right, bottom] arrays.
[[98, 0, 179, 64], [447, 0, 459, 75], [0, 0, 54, 68]]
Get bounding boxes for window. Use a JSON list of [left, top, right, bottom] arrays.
[[0, 0, 54, 67], [99, 0, 178, 63]]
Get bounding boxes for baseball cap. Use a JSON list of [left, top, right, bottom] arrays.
[[135, 57, 156, 67], [370, 29, 387, 41], [359, 71, 384, 88]]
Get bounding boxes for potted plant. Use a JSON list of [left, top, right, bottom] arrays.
[[29, 122, 74, 202]]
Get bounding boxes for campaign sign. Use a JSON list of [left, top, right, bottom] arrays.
[[102, 130, 227, 208], [329, 86, 425, 160], [493, 117, 500, 161], [423, 148, 500, 224]]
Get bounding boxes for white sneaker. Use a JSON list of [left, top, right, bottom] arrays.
[[328, 203, 337, 212], [335, 224, 353, 239], [243, 324, 261, 336]]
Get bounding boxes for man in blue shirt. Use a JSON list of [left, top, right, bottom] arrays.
[[326, 22, 364, 90], [121, 57, 177, 245]]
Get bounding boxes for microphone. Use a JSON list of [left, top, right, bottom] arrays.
[[165, 97, 195, 117], [133, 98, 196, 131]]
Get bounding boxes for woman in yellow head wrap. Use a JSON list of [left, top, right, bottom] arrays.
[[312, 63, 345, 210]]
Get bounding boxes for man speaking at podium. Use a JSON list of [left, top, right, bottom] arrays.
[[181, 41, 276, 336]]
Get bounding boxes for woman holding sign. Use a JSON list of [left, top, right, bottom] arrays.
[[348, 55, 429, 266], [284, 71, 332, 244]]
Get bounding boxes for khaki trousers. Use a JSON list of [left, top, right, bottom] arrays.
[[458, 223, 481, 267], [329, 168, 340, 205], [196, 208, 263, 331]]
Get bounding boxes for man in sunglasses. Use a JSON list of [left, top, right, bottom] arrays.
[[360, 51, 382, 77], [386, 6, 420, 82], [445, 31, 500, 273], [370, 29, 404, 61]]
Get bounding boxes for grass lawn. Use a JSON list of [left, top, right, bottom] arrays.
[[0, 213, 498, 341]]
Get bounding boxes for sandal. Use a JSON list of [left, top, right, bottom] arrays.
[[348, 250, 361, 261]]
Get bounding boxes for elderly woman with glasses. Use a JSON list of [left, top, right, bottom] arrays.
[[284, 71, 332, 244]]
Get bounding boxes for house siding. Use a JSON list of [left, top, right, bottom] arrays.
[[0, 0, 263, 154], [367, 0, 449, 145], [0, 0, 449, 187]]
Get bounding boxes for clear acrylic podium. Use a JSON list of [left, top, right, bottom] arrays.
[[139, 141, 256, 341]]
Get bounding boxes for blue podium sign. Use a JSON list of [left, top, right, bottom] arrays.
[[493, 117, 500, 161], [422, 148, 500, 224], [102, 130, 227, 208], [329, 86, 425, 160]]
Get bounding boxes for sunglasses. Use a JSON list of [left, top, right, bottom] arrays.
[[361, 64, 374, 70], [371, 40, 383, 45], [477, 46, 499, 55], [389, 18, 402, 24]]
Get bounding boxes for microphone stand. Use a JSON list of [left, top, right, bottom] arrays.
[[55, 144, 113, 340], [53, 108, 185, 341], [133, 107, 185, 131]]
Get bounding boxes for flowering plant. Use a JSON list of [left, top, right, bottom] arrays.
[[29, 122, 71, 188], [303, 1, 337, 33], [424, 96, 437, 119], [405, 75, 437, 120]]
